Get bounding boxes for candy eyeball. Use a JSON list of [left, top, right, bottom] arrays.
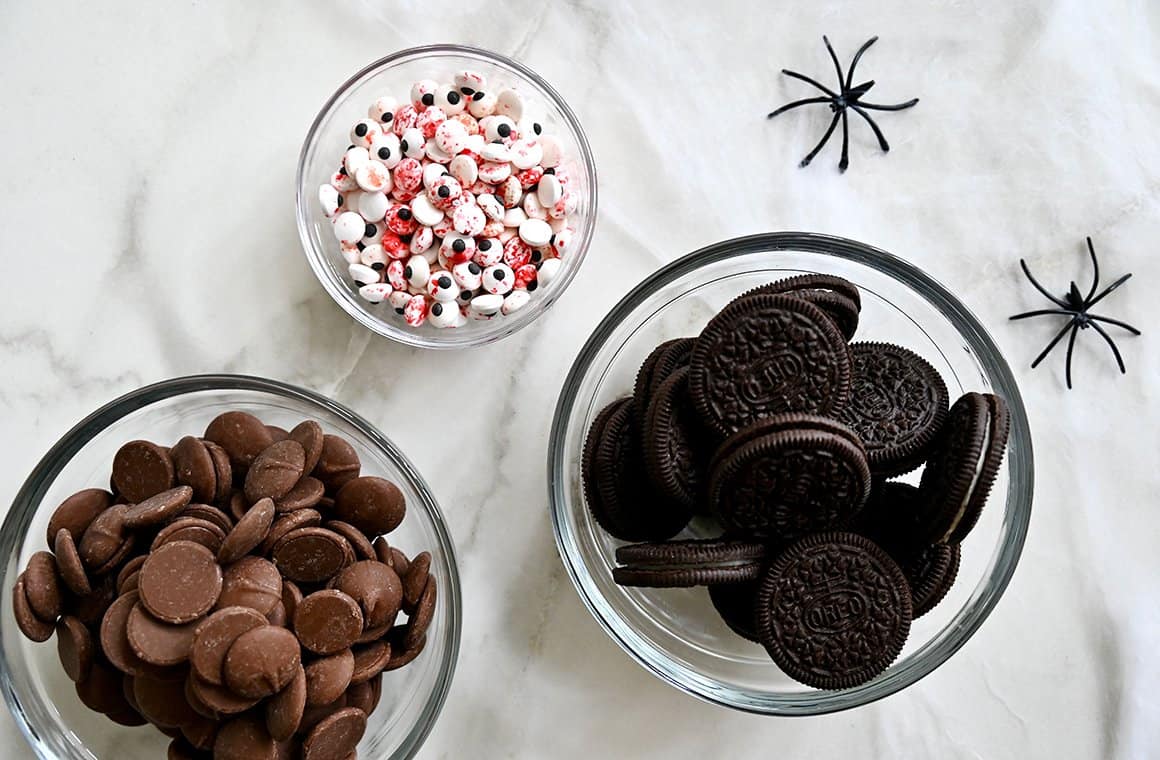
[[404, 254, 430, 289], [410, 79, 438, 110], [358, 282, 392, 303], [358, 191, 389, 223], [467, 90, 498, 119], [416, 107, 446, 140], [473, 237, 503, 267], [518, 118, 544, 139], [384, 202, 418, 236], [368, 133, 401, 169], [369, 96, 398, 126], [427, 299, 463, 328], [484, 115, 517, 143], [434, 83, 466, 116], [319, 184, 341, 217], [452, 260, 484, 291], [482, 263, 515, 295], [354, 161, 391, 193], [440, 232, 477, 264], [360, 220, 385, 246], [350, 118, 382, 148], [399, 128, 425, 159], [392, 104, 419, 136], [333, 211, 365, 244], [428, 175, 463, 209], [469, 293, 503, 318], [495, 89, 524, 121], [348, 262, 380, 288], [359, 243, 387, 271], [410, 225, 434, 255], [426, 270, 459, 302], [343, 146, 370, 175], [388, 289, 411, 312], [434, 119, 468, 155], [538, 257, 563, 287], [501, 289, 531, 315], [449, 154, 478, 187], [454, 70, 487, 92]]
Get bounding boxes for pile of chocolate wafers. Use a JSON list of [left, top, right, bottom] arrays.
[[582, 274, 1010, 689]]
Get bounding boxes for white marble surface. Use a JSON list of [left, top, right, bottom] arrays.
[[2, 1, 1159, 758]]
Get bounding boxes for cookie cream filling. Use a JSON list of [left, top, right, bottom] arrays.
[[940, 409, 993, 542]]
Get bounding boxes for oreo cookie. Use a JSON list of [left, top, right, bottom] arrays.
[[916, 392, 1010, 544], [840, 342, 949, 477], [739, 273, 862, 339], [612, 539, 766, 588], [689, 294, 852, 438], [585, 399, 691, 541], [642, 366, 706, 512], [708, 581, 761, 642], [709, 414, 871, 541], [632, 338, 695, 425], [902, 543, 960, 618], [755, 532, 912, 690]]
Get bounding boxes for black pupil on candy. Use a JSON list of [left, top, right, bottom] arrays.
[[448, 91, 460, 105], [462, 87, 475, 95], [527, 280, 538, 292], [479, 240, 492, 251], [473, 91, 485, 101], [400, 140, 408, 152], [452, 240, 466, 253], [372, 263, 385, 271], [356, 242, 365, 250], [398, 208, 411, 220], [336, 195, 344, 206], [531, 250, 542, 263], [494, 269, 506, 280], [365, 223, 377, 237], [534, 123, 542, 135], [439, 276, 452, 288], [382, 112, 393, 123], [404, 266, 413, 278], [432, 303, 443, 316], [354, 280, 366, 287], [422, 93, 435, 106], [378, 147, 391, 159], [355, 124, 368, 137], [468, 262, 480, 274], [438, 186, 450, 198], [497, 123, 511, 137], [395, 307, 405, 314], [544, 168, 555, 174], [460, 290, 472, 300]]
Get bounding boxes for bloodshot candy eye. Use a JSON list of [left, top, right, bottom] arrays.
[[317, 69, 579, 329]]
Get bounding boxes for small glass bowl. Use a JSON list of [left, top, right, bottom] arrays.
[[548, 232, 1034, 715], [0, 375, 461, 758], [296, 44, 598, 349]]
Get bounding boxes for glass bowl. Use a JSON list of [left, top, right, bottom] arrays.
[[296, 44, 598, 349], [0, 375, 461, 758], [548, 232, 1034, 715]]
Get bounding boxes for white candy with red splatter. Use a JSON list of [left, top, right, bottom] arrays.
[[317, 70, 580, 329]]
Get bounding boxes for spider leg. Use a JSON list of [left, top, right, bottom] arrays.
[[822, 36, 847, 90], [1010, 308, 1079, 321], [838, 110, 850, 172], [1086, 272, 1132, 309], [849, 80, 876, 99], [1019, 259, 1070, 308], [1088, 314, 1142, 335], [857, 98, 921, 111], [1030, 319, 1078, 369], [767, 97, 833, 119], [845, 36, 880, 90], [782, 69, 838, 97], [799, 112, 842, 168], [1084, 237, 1101, 302], [1089, 321, 1128, 374], [851, 105, 890, 151], [1064, 322, 1080, 389]]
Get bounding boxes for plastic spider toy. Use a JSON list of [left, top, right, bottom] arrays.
[[1010, 237, 1140, 389], [767, 35, 919, 172]]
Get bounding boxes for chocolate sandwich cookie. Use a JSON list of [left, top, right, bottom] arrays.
[[632, 338, 695, 425], [840, 342, 949, 477], [581, 399, 626, 538], [916, 392, 1010, 544], [611, 539, 766, 588], [708, 581, 761, 642], [851, 481, 930, 560], [740, 273, 863, 310], [642, 367, 706, 512], [756, 532, 912, 689], [689, 294, 852, 437], [902, 543, 961, 619], [587, 399, 691, 541], [709, 414, 871, 541]]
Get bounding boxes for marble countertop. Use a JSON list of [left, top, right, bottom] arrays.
[[2, 1, 1159, 758]]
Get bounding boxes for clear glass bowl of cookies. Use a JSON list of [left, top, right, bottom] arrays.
[[296, 44, 597, 349], [0, 375, 461, 758], [548, 232, 1034, 714]]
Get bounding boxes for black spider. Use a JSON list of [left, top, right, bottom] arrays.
[[767, 35, 919, 172], [1010, 237, 1140, 389]]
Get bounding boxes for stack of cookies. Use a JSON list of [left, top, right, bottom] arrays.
[[11, 411, 436, 760], [582, 274, 1010, 690]]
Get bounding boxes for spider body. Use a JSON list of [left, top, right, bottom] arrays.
[[767, 36, 919, 172], [1010, 237, 1140, 389]]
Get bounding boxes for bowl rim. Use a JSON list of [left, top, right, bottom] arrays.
[[295, 43, 599, 350], [0, 373, 462, 759], [547, 231, 1034, 715]]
